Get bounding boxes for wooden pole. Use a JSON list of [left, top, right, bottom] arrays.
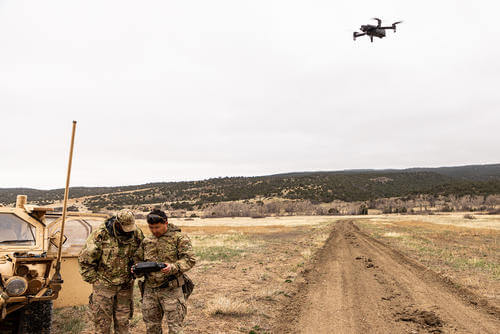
[[54, 121, 77, 278]]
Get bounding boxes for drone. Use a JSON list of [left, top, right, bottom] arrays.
[[353, 18, 403, 42]]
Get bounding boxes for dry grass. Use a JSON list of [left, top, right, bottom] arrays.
[[153, 215, 351, 228], [383, 231, 405, 238], [310, 225, 331, 246], [300, 248, 313, 259], [190, 232, 262, 262], [205, 296, 255, 316], [48, 217, 344, 333], [357, 215, 500, 308], [50, 214, 500, 333], [253, 287, 283, 301], [366, 213, 500, 230], [52, 305, 88, 334]]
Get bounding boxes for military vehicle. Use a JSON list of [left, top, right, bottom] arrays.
[[0, 196, 108, 333], [0, 121, 109, 333]]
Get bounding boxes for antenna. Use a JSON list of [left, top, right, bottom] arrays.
[[51, 121, 77, 284]]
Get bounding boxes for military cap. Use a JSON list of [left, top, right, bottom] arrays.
[[116, 209, 136, 232]]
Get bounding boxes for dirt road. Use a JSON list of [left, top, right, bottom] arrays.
[[274, 220, 500, 334]]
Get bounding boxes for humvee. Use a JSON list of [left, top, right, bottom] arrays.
[[0, 195, 108, 333]]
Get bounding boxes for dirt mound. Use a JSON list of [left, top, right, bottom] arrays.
[[273, 220, 500, 333], [396, 308, 443, 332]]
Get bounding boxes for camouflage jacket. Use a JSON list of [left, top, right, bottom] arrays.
[[78, 220, 144, 287], [134, 224, 196, 288]]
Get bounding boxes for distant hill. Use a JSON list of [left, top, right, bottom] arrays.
[[1, 164, 499, 209], [273, 164, 500, 181], [405, 164, 500, 181]]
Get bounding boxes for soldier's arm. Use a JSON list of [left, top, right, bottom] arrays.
[[170, 234, 196, 275], [78, 230, 103, 284]]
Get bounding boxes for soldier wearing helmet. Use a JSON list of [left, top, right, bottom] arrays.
[[78, 209, 144, 334]]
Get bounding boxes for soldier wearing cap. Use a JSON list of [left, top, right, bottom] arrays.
[[78, 209, 144, 334], [133, 209, 196, 334]]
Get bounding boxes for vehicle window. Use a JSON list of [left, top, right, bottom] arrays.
[[44, 216, 60, 225], [82, 219, 105, 230], [49, 219, 92, 255], [0, 213, 36, 245]]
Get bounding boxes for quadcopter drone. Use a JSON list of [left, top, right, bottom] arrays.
[[353, 18, 403, 42]]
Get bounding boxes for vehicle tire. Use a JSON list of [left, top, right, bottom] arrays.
[[17, 300, 53, 334], [0, 308, 22, 334]]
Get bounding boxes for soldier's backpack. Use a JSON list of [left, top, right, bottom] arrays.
[[182, 274, 194, 300]]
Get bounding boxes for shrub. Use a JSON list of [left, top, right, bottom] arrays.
[[487, 208, 500, 215], [383, 207, 393, 214], [441, 205, 454, 212], [206, 296, 254, 316], [328, 207, 339, 215]]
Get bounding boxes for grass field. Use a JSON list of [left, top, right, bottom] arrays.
[[356, 214, 500, 308], [52, 213, 499, 333]]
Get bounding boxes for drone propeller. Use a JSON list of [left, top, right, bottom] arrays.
[[392, 21, 403, 32], [372, 17, 382, 27]]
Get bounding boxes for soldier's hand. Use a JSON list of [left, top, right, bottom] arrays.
[[161, 263, 172, 274]]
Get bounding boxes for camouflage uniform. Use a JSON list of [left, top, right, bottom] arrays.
[[78, 211, 144, 334], [134, 224, 196, 334]]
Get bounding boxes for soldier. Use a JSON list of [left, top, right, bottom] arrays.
[[133, 209, 196, 334], [78, 209, 144, 334]]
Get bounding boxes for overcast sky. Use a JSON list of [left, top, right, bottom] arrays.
[[1, 0, 498, 189]]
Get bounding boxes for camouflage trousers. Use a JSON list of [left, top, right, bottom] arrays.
[[89, 281, 134, 334], [142, 285, 187, 334]]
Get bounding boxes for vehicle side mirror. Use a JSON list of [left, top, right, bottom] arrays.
[[49, 232, 68, 248]]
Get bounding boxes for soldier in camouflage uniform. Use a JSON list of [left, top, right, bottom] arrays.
[[133, 209, 196, 334], [78, 209, 144, 334]]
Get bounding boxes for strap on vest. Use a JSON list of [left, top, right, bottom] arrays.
[[158, 274, 184, 289]]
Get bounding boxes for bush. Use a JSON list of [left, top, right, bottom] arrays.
[[441, 205, 454, 212], [328, 207, 339, 215], [463, 214, 476, 220], [383, 207, 393, 214], [487, 208, 500, 215], [393, 207, 407, 214]]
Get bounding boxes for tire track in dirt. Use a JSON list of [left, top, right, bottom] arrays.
[[274, 220, 500, 334]]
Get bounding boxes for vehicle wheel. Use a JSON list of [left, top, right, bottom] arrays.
[[17, 300, 53, 334], [0, 308, 22, 334]]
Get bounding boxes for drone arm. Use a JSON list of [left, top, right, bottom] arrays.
[[391, 21, 403, 32], [353, 32, 366, 41]]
